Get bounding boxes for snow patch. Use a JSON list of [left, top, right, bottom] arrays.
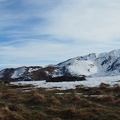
[[28, 68, 40, 73], [0, 70, 5, 78], [68, 60, 97, 76], [11, 76, 120, 90], [11, 67, 26, 78]]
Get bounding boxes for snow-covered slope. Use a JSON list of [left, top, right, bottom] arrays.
[[11, 67, 27, 79], [0, 66, 42, 80], [53, 49, 120, 77]]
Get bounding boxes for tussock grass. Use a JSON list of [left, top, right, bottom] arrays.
[[91, 95, 114, 103], [52, 117, 61, 120], [0, 106, 25, 120], [0, 82, 119, 120], [28, 92, 46, 104], [49, 96, 60, 105]]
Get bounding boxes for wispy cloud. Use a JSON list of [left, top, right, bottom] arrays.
[[0, 0, 120, 69], [1, 0, 120, 41], [40, 0, 120, 41]]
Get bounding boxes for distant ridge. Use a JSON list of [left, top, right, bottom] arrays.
[[0, 49, 120, 81]]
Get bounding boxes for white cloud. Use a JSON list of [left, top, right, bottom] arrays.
[[38, 0, 120, 41], [0, 39, 120, 69], [1, 0, 120, 42], [0, 0, 120, 69], [0, 40, 72, 66]]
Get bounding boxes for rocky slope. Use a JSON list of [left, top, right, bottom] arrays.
[[0, 49, 120, 81]]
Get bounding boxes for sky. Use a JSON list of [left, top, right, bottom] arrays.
[[0, 0, 120, 69]]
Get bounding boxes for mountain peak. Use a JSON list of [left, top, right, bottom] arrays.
[[54, 49, 120, 77]]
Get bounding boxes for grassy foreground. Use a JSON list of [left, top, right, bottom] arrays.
[[0, 82, 120, 120]]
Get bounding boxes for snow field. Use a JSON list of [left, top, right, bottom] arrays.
[[11, 76, 120, 90]]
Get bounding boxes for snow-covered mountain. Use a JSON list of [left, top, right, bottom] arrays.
[[0, 49, 120, 81], [0, 66, 42, 81], [54, 49, 120, 77]]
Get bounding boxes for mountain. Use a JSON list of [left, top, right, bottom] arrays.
[[54, 49, 120, 77], [0, 66, 58, 81], [0, 49, 120, 81]]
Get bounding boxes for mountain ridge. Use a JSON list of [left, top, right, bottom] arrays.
[[0, 49, 120, 81]]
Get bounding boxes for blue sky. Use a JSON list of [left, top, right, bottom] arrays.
[[0, 0, 120, 69]]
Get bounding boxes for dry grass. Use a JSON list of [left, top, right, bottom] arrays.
[[52, 118, 61, 120], [0, 82, 119, 120], [49, 96, 60, 105], [91, 95, 114, 103], [0, 106, 25, 120], [28, 92, 46, 104]]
